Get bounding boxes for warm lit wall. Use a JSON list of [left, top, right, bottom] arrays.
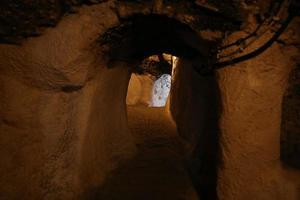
[[78, 62, 136, 198], [216, 18, 300, 200], [0, 3, 136, 199], [127, 73, 171, 107], [126, 74, 154, 106]]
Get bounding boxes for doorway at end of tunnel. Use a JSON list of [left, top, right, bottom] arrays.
[[126, 54, 178, 108]]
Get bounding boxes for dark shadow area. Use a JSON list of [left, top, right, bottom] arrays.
[[184, 75, 221, 200], [169, 59, 221, 200], [100, 14, 215, 63], [281, 65, 300, 169]]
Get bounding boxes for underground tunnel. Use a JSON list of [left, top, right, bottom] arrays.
[[0, 1, 300, 200]]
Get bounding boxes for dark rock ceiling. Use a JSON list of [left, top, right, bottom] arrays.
[[0, 0, 269, 44]]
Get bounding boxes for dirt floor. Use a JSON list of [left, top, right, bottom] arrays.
[[96, 105, 199, 200]]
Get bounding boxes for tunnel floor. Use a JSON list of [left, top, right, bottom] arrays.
[[96, 105, 199, 200]]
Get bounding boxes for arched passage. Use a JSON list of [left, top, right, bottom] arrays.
[[94, 14, 221, 200]]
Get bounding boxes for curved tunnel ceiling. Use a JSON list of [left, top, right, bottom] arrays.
[[100, 14, 217, 62]]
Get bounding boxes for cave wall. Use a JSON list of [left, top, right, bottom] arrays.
[[216, 18, 300, 200], [281, 64, 300, 168], [126, 74, 154, 106], [0, 0, 300, 199], [170, 59, 219, 146], [169, 17, 300, 200], [78, 61, 136, 199], [0, 3, 136, 199], [169, 58, 220, 199], [280, 19, 300, 168]]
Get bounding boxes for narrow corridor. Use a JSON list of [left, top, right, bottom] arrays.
[[96, 105, 199, 200]]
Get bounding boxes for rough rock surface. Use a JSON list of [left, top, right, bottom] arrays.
[[0, 3, 136, 199], [216, 17, 300, 200], [0, 0, 242, 44]]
